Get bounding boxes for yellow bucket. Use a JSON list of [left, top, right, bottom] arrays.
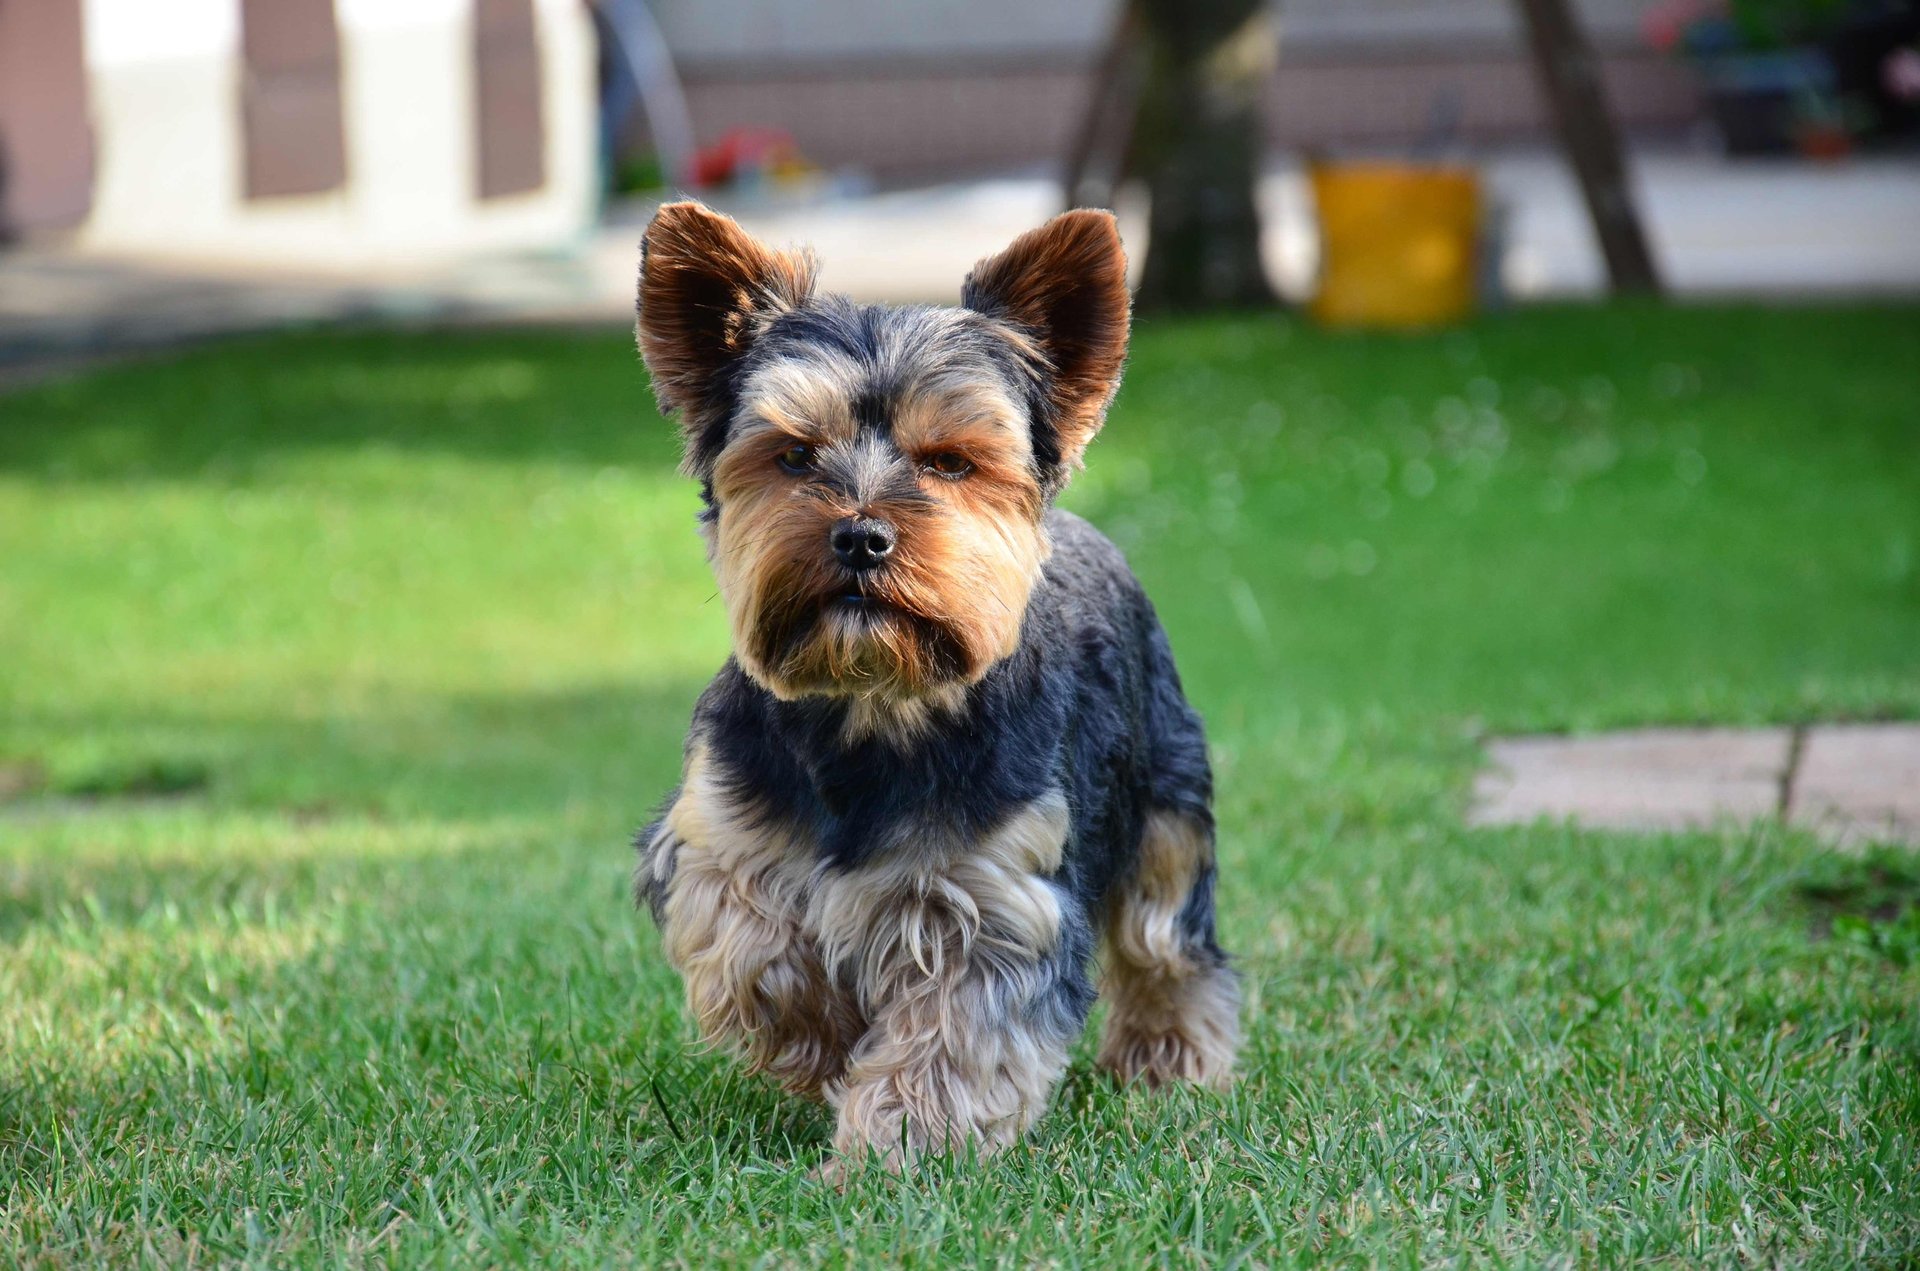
[[1309, 162, 1481, 329]]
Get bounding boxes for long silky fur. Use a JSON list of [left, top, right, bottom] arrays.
[[633, 204, 1238, 1170]]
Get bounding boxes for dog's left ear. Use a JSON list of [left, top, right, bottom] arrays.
[[962, 209, 1131, 476]]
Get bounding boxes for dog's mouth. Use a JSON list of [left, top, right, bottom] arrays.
[[831, 589, 895, 613], [756, 583, 905, 652], [750, 581, 969, 696], [820, 587, 916, 632]]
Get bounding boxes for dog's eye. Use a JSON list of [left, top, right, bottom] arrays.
[[925, 452, 973, 479], [776, 443, 816, 475]]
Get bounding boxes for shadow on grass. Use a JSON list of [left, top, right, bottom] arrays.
[[0, 958, 838, 1249], [1797, 849, 1920, 930], [1795, 848, 1920, 967], [0, 674, 858, 1220], [0, 675, 710, 940], [0, 329, 671, 484], [9, 676, 701, 817]]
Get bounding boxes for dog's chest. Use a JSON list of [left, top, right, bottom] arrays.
[[644, 745, 1073, 1000]]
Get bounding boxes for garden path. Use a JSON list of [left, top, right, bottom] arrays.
[[1471, 722, 1920, 846]]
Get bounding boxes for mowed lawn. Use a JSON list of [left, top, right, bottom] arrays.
[[2, 304, 1917, 1267]]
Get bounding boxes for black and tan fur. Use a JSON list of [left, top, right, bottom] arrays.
[[634, 202, 1238, 1169]]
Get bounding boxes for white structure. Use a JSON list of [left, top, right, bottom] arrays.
[[70, 0, 596, 266]]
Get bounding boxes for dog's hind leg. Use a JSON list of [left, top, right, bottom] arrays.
[[1098, 807, 1240, 1089], [1097, 617, 1241, 1090], [1099, 620, 1241, 1091]]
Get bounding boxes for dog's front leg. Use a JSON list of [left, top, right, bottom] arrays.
[[827, 944, 1088, 1169], [640, 752, 865, 1100], [811, 795, 1094, 1169]]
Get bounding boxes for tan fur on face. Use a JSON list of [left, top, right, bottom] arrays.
[[639, 208, 1128, 705], [809, 792, 1076, 1163], [650, 747, 865, 1097], [1098, 811, 1241, 1090], [707, 346, 1049, 702]]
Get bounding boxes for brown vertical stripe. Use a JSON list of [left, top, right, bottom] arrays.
[[473, 0, 547, 199], [239, 0, 348, 199], [0, 0, 95, 234]]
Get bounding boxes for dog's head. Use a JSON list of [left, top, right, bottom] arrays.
[[636, 202, 1129, 701]]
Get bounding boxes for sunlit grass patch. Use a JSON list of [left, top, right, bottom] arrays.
[[1, 306, 1916, 1265]]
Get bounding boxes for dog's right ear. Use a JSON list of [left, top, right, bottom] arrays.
[[637, 202, 817, 466]]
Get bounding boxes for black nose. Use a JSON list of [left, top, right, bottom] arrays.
[[831, 517, 895, 572]]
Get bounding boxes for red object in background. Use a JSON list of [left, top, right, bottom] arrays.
[[1641, 0, 1724, 52], [1796, 121, 1853, 159], [689, 127, 799, 188]]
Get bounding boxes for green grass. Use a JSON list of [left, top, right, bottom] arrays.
[[2, 303, 1917, 1267]]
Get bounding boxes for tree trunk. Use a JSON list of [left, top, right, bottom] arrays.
[[1515, 0, 1663, 295], [1132, 0, 1278, 311], [1061, 7, 1143, 212]]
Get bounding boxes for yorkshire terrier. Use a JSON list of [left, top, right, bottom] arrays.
[[633, 202, 1239, 1169]]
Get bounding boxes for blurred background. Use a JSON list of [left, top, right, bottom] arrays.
[[4, 0, 1919, 366], [4, 4, 1920, 1260]]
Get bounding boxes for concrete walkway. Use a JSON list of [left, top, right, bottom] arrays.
[[664, 151, 1920, 304], [0, 247, 617, 388], [4, 149, 1919, 386], [1472, 723, 1920, 847]]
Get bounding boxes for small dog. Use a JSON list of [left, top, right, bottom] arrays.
[[633, 202, 1238, 1168]]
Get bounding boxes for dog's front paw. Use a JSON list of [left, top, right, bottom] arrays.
[[806, 1144, 908, 1190]]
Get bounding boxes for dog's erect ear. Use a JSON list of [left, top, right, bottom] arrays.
[[637, 201, 817, 461], [962, 209, 1130, 475]]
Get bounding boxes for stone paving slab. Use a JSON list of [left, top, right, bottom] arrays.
[[1472, 723, 1920, 846], [1791, 723, 1920, 848], [1471, 727, 1792, 833]]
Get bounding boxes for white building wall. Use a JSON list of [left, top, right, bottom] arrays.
[[648, 0, 1664, 62], [77, 0, 596, 266], [81, 0, 248, 251]]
